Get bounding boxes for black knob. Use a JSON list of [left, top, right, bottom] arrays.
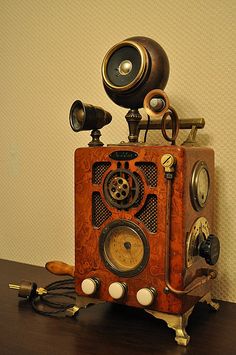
[[199, 234, 220, 265]]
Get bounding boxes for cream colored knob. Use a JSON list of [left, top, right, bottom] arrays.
[[136, 287, 156, 306], [81, 278, 99, 295], [108, 282, 127, 300]]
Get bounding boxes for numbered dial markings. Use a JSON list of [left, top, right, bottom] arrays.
[[100, 221, 149, 277]]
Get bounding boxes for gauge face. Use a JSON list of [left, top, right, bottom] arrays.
[[100, 220, 149, 277], [191, 161, 210, 211], [197, 168, 209, 205]]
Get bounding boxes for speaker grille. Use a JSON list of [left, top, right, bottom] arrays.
[[92, 192, 112, 227], [135, 194, 157, 233], [92, 162, 111, 184], [135, 162, 157, 187]]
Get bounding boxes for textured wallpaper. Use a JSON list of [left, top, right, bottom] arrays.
[[0, 0, 235, 302]]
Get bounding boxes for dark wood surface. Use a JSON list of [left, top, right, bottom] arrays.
[[0, 259, 235, 355]]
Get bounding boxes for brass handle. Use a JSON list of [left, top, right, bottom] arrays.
[[161, 107, 179, 145], [45, 261, 75, 277]]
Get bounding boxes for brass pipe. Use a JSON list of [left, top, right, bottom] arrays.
[[139, 117, 205, 131], [164, 178, 217, 295]]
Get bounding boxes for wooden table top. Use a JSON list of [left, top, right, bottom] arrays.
[[0, 258, 235, 355]]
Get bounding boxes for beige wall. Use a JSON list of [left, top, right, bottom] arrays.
[[1, 0, 235, 302]]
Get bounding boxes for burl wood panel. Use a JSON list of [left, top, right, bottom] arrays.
[[74, 145, 215, 314]]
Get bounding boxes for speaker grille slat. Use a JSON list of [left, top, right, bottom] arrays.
[[92, 162, 111, 184], [135, 162, 157, 187], [92, 192, 112, 228], [135, 194, 157, 233]]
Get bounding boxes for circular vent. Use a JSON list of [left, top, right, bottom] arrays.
[[103, 169, 141, 209]]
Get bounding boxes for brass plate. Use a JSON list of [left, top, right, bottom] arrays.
[[186, 217, 210, 268]]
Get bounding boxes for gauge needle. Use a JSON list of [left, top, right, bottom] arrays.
[[124, 241, 131, 250]]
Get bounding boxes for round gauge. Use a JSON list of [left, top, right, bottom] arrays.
[[99, 220, 149, 277], [190, 161, 210, 211]]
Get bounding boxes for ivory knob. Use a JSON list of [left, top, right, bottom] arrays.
[[136, 287, 156, 306], [108, 282, 127, 300], [81, 278, 99, 295]]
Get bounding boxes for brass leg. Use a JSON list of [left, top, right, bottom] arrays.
[[146, 307, 194, 346], [200, 291, 220, 311]]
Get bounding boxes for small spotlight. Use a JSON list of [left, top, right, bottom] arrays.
[[69, 100, 112, 132], [143, 89, 170, 117]]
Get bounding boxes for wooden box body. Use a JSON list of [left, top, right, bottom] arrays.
[[74, 144, 215, 314]]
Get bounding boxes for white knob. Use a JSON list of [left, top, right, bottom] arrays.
[[136, 287, 156, 306], [81, 278, 99, 295], [108, 282, 127, 300]]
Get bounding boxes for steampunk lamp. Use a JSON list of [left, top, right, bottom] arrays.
[[43, 36, 220, 347], [69, 100, 112, 146], [69, 100, 112, 132]]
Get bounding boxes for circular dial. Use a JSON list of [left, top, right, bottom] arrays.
[[186, 217, 210, 267], [191, 161, 210, 211], [199, 234, 220, 265], [100, 220, 149, 277]]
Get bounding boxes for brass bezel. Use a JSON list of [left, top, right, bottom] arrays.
[[101, 40, 149, 92], [186, 217, 210, 268], [190, 160, 210, 211], [99, 219, 149, 277]]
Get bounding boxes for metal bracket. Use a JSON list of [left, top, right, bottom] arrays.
[[138, 118, 205, 145], [145, 291, 219, 346]]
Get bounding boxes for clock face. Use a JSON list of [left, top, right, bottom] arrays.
[[99, 220, 149, 277], [191, 161, 210, 211]]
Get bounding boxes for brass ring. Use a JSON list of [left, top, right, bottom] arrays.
[[161, 106, 179, 144], [101, 40, 149, 92]]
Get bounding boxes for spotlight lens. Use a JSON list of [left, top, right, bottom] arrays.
[[150, 97, 166, 112], [70, 102, 84, 132], [118, 60, 132, 75]]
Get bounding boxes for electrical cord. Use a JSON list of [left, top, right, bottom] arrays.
[[31, 278, 76, 317], [9, 278, 77, 318], [143, 114, 150, 143]]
